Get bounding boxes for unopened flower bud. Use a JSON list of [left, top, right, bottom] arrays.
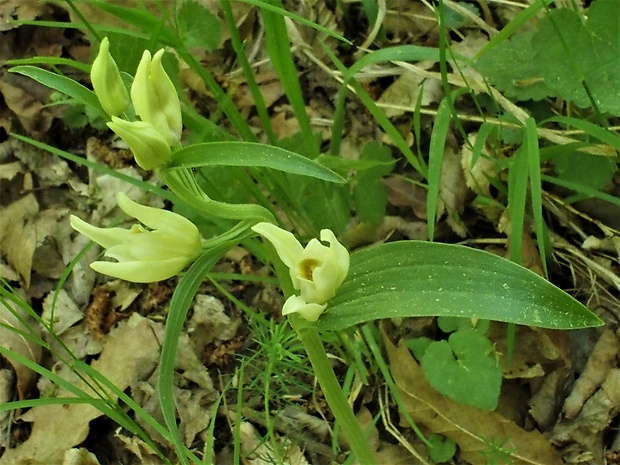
[[91, 37, 129, 117], [131, 49, 182, 146]]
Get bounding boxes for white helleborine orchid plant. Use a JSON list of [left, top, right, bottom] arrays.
[[251, 222, 349, 322], [70, 193, 202, 283]]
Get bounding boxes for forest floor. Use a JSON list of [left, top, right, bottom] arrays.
[[1, 1, 619, 465]]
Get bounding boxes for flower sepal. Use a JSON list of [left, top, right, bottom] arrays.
[[107, 117, 171, 170]]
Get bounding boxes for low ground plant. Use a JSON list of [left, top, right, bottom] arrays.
[[1, 0, 618, 464]]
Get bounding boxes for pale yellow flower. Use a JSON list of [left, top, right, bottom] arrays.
[[70, 193, 201, 282], [252, 223, 349, 321]]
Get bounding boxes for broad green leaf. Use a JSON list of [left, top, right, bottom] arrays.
[[177, 0, 221, 51], [549, 150, 617, 191], [534, 0, 620, 115], [168, 142, 345, 183], [475, 30, 555, 101], [318, 241, 603, 331], [476, 0, 619, 114], [352, 141, 394, 225]]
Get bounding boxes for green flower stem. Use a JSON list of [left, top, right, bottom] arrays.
[[288, 314, 377, 465]]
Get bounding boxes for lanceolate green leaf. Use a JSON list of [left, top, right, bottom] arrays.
[[168, 142, 345, 183], [318, 241, 603, 331], [9, 65, 106, 118]]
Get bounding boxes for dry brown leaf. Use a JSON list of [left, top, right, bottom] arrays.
[[384, 333, 563, 465], [377, 69, 442, 118], [0, 313, 161, 465], [563, 329, 619, 419], [383, 176, 427, 219], [62, 448, 101, 465], [0, 369, 14, 450], [488, 325, 570, 380], [0, 194, 38, 286], [41, 289, 84, 336], [187, 294, 241, 355], [553, 369, 620, 464], [439, 146, 469, 237], [460, 132, 501, 197], [0, 74, 53, 137], [0, 0, 50, 32], [528, 368, 572, 431]]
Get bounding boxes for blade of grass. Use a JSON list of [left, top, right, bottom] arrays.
[[261, 0, 320, 157], [363, 324, 429, 446], [158, 244, 240, 465], [5, 57, 91, 73], [10, 134, 176, 203], [426, 97, 452, 241], [525, 117, 549, 277], [237, 0, 350, 44], [541, 116, 620, 151], [542, 174, 620, 207], [474, 0, 553, 59], [221, 0, 277, 144], [508, 144, 528, 266]]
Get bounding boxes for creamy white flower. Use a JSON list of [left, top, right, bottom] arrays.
[[252, 222, 349, 321], [91, 37, 129, 117], [107, 116, 171, 170], [131, 49, 182, 147], [70, 193, 201, 282]]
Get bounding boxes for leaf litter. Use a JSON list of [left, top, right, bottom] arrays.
[[0, 0, 619, 464]]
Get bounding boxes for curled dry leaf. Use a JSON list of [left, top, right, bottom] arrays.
[[384, 328, 563, 465], [0, 296, 42, 400], [439, 146, 469, 237], [563, 329, 619, 419], [553, 369, 620, 464], [0, 194, 38, 287]]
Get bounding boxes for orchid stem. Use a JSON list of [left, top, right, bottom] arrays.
[[289, 315, 377, 465]]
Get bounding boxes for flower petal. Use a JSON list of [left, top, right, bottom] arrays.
[[107, 117, 171, 170], [251, 222, 304, 270], [90, 37, 129, 116], [282, 295, 326, 322], [70, 215, 130, 249], [320, 229, 350, 287], [116, 192, 200, 242]]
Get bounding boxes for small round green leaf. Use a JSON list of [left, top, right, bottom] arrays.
[[422, 329, 502, 411]]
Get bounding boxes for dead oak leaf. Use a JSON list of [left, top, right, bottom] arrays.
[[0, 193, 38, 287]]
